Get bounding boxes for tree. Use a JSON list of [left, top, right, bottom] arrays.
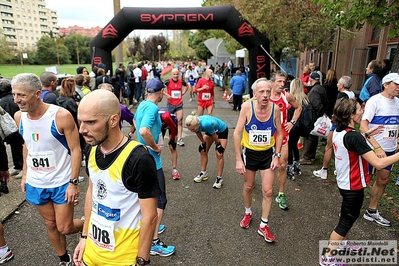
[[188, 30, 214, 60], [0, 29, 13, 64], [203, 0, 337, 66], [64, 34, 92, 64], [314, 0, 399, 72], [127, 36, 143, 62], [168, 30, 196, 60], [142, 34, 170, 62], [36, 36, 71, 65]]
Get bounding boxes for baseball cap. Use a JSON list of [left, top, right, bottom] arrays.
[[146, 78, 165, 93], [309, 72, 320, 80], [382, 73, 399, 84]]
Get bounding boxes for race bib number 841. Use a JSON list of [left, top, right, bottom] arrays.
[[27, 151, 56, 171]]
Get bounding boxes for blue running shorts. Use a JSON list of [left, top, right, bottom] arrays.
[[26, 182, 69, 205]]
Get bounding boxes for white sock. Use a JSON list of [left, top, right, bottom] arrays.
[[245, 207, 252, 215], [260, 218, 268, 227]]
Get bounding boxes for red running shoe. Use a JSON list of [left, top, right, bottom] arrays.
[[257, 225, 276, 243], [240, 213, 252, 229]]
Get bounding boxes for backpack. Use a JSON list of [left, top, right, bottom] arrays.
[[289, 100, 313, 137]]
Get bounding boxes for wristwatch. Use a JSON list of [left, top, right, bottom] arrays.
[[70, 178, 79, 185], [274, 153, 282, 158], [136, 257, 150, 265], [290, 120, 296, 125], [363, 132, 371, 139]]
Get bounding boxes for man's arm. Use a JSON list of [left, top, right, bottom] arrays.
[[57, 108, 81, 203], [139, 127, 161, 153], [137, 197, 158, 261], [271, 106, 283, 170], [14, 111, 27, 192], [73, 178, 93, 266], [233, 101, 250, 174]]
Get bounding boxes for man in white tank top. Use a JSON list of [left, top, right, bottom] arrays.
[[12, 73, 83, 266]]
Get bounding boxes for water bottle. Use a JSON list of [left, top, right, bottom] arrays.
[[396, 177, 399, 186], [158, 132, 164, 148]]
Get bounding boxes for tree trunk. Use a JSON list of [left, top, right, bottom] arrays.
[[391, 44, 399, 73]]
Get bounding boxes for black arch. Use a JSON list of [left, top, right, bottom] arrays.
[[90, 6, 270, 86]]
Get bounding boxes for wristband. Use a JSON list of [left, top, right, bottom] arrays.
[[80, 234, 87, 239], [373, 146, 382, 151]]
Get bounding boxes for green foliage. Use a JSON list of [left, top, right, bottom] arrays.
[[188, 30, 214, 60], [0, 29, 13, 64], [167, 30, 196, 60], [315, 0, 399, 38], [314, 0, 399, 72], [36, 36, 71, 65], [64, 34, 92, 64], [202, 0, 336, 64]]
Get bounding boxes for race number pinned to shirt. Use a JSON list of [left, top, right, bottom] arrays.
[[89, 215, 116, 251], [249, 129, 271, 146], [27, 151, 56, 171], [382, 125, 398, 140], [202, 92, 211, 101], [171, 90, 181, 99]]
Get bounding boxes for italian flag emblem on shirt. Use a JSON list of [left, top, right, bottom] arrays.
[[31, 133, 40, 142]]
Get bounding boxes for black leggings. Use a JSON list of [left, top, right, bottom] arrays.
[[287, 129, 301, 164], [334, 188, 364, 237], [157, 169, 167, 210]]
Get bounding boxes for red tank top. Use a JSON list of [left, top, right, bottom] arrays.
[[270, 90, 290, 140], [167, 78, 184, 106]]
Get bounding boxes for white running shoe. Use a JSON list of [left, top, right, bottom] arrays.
[[194, 172, 208, 183], [213, 177, 223, 189], [313, 168, 327, 180], [9, 168, 21, 176]]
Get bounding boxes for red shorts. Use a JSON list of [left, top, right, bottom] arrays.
[[198, 100, 213, 109]]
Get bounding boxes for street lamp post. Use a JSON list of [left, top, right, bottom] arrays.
[[15, 28, 23, 67], [157, 45, 162, 63]]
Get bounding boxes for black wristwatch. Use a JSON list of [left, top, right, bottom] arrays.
[[70, 178, 79, 185], [274, 153, 282, 158], [290, 119, 296, 125], [136, 257, 150, 265], [364, 132, 371, 139]]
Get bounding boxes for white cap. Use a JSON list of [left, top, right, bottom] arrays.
[[382, 73, 399, 84]]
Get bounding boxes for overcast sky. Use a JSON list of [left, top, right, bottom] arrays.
[[46, 0, 204, 37]]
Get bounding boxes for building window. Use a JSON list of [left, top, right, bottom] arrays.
[[371, 26, 381, 42]]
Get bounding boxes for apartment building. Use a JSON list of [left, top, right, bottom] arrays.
[[59, 25, 102, 38], [0, 0, 58, 50]]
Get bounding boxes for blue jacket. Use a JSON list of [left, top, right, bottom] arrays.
[[230, 74, 246, 95], [359, 73, 382, 102]]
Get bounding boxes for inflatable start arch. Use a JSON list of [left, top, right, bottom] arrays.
[[90, 6, 270, 87]]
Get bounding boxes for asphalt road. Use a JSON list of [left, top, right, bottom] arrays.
[[0, 85, 397, 265]]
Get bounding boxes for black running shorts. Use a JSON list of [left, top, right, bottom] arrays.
[[241, 147, 273, 171]]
